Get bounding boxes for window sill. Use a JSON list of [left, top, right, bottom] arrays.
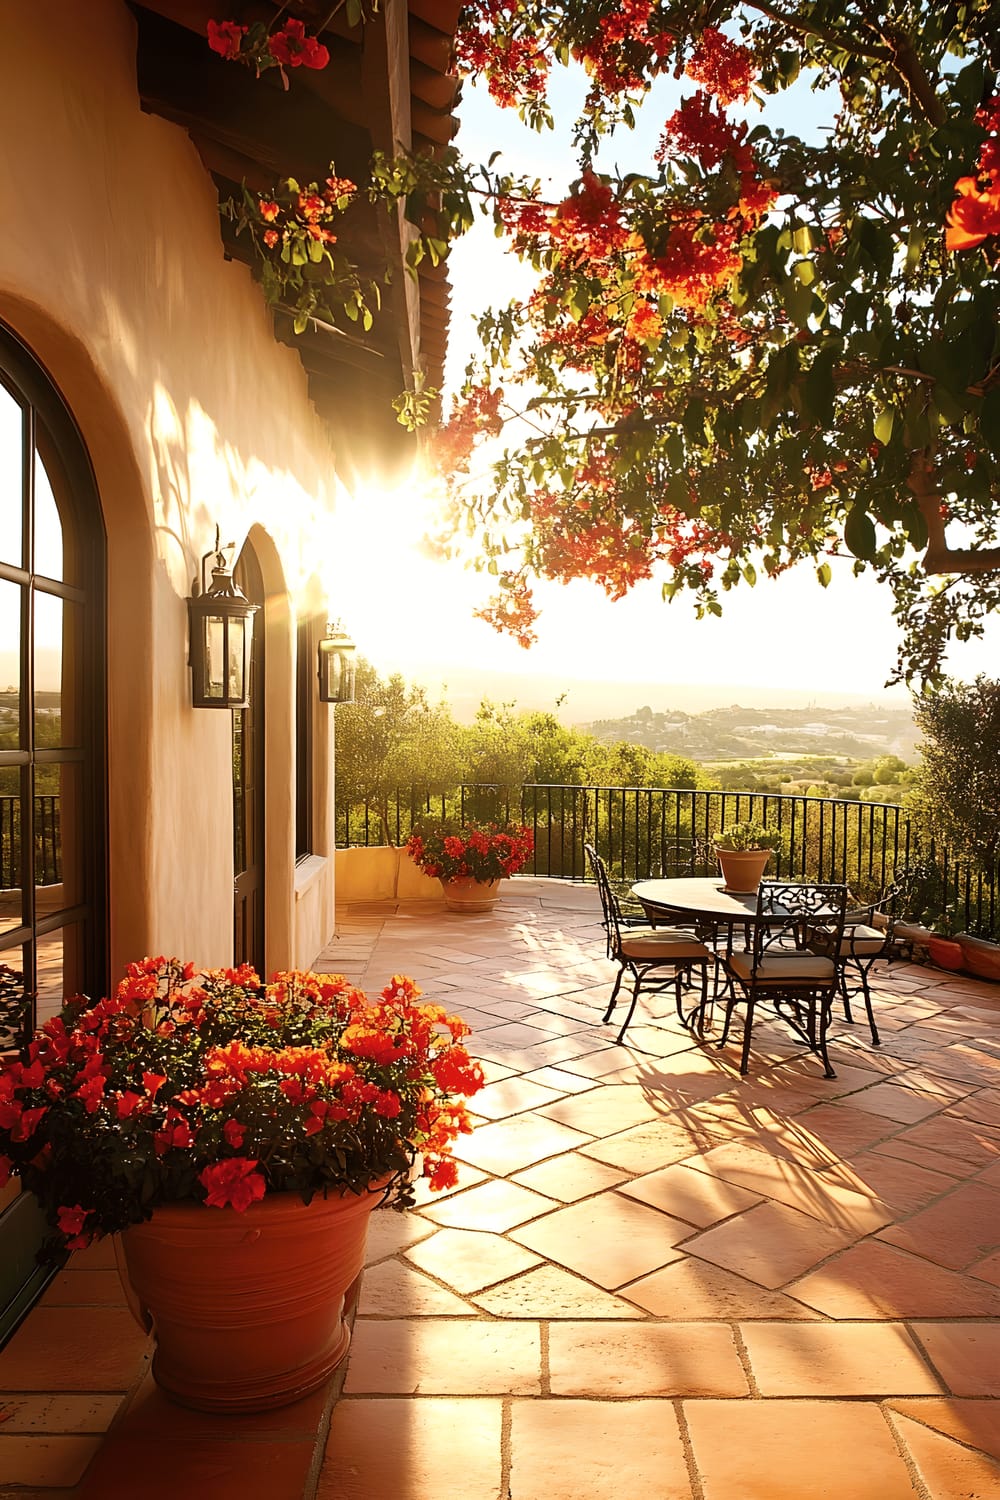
[[294, 855, 327, 900]]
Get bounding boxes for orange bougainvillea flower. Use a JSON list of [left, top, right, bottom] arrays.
[[945, 175, 1000, 250], [199, 1157, 267, 1212]]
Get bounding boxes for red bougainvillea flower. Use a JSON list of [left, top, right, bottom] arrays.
[[685, 25, 756, 105], [269, 18, 330, 70], [207, 19, 246, 59], [199, 1157, 267, 1212], [945, 175, 1000, 250], [56, 1204, 90, 1237]]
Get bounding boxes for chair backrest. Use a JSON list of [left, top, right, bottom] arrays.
[[752, 880, 848, 972], [584, 843, 625, 955]]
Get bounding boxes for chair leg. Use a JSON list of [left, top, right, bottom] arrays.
[[739, 995, 757, 1076], [840, 968, 854, 1024], [602, 966, 625, 1023], [859, 965, 881, 1046], [692, 963, 710, 1035], [817, 998, 837, 1078], [616, 974, 643, 1044], [673, 967, 686, 1022]]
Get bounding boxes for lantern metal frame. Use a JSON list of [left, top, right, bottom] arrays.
[[188, 529, 259, 709], [317, 620, 356, 704]]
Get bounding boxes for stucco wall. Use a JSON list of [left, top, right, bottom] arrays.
[[0, 1, 351, 976]]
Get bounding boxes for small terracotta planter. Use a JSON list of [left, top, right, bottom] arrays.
[[442, 876, 503, 911], [926, 935, 964, 972], [117, 1184, 385, 1412], [715, 847, 773, 894]]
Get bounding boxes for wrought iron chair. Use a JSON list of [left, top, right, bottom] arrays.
[[804, 879, 902, 1047], [585, 843, 714, 1043], [716, 880, 849, 1077]]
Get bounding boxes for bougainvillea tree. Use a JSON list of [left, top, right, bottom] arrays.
[[374, 1, 1000, 682]]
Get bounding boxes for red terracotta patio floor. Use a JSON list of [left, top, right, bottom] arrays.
[[4, 879, 1000, 1498]]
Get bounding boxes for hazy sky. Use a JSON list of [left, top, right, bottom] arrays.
[[334, 65, 999, 708]]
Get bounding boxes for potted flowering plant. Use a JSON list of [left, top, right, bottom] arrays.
[[0, 957, 483, 1411], [406, 822, 534, 910], [713, 819, 785, 893]]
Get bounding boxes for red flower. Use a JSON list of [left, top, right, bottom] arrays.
[[56, 1204, 90, 1237], [223, 1119, 247, 1148], [946, 175, 1000, 251], [263, 229, 279, 249], [200, 1157, 267, 1211], [207, 19, 246, 60], [268, 19, 330, 70]]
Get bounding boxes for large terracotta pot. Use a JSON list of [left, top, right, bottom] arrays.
[[715, 847, 773, 894], [927, 935, 964, 972], [956, 933, 1000, 982], [116, 1184, 384, 1412], [442, 875, 503, 911]]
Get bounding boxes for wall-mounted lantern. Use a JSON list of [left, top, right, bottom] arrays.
[[188, 530, 258, 709], [317, 620, 356, 704]]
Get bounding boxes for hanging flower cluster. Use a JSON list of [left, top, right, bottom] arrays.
[[407, 823, 535, 883], [208, 16, 330, 82], [0, 958, 484, 1256], [946, 94, 1000, 251], [222, 169, 375, 334]]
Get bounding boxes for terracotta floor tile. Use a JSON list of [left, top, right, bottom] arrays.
[[512, 1152, 629, 1202], [685, 1399, 919, 1500], [579, 1115, 717, 1172], [467, 1076, 563, 1120], [509, 1399, 689, 1500], [622, 1258, 817, 1320], [0, 1434, 102, 1486], [357, 1261, 472, 1316], [828, 1149, 957, 1215], [549, 1321, 748, 1397], [342, 1318, 541, 1395], [871, 1137, 976, 1178], [0, 1394, 122, 1434], [319, 1397, 502, 1500], [684, 1141, 892, 1234], [452, 1111, 595, 1175], [404, 1227, 542, 1294], [849, 1081, 948, 1123], [363, 1207, 439, 1265], [741, 1321, 941, 1396], [877, 1180, 1000, 1270], [521, 1065, 600, 1095], [788, 1240, 1000, 1318], [887, 1397, 1000, 1461], [619, 1162, 762, 1226], [102, 1370, 332, 1441], [419, 1178, 555, 1233], [510, 1191, 692, 1289], [473, 1264, 645, 1319], [891, 1412, 1000, 1499], [76, 1435, 316, 1500], [788, 1101, 903, 1157], [948, 1087, 1000, 1128], [538, 1083, 669, 1137], [38, 1269, 125, 1306], [474, 1020, 563, 1049], [683, 1200, 856, 1289], [911, 1322, 1000, 1396], [406, 1165, 486, 1207], [0, 1307, 150, 1391], [898, 1113, 1000, 1166]]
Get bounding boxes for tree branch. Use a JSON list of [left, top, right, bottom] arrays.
[[910, 456, 1000, 575]]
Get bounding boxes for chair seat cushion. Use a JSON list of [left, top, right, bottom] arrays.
[[727, 951, 836, 985], [620, 930, 712, 961], [809, 922, 887, 958]]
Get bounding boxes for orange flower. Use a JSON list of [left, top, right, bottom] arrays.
[[945, 175, 1000, 250]]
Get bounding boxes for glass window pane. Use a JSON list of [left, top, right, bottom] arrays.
[[0, 765, 22, 935], [0, 579, 22, 746], [33, 438, 64, 582], [0, 953, 29, 1049], [34, 593, 82, 748], [0, 383, 23, 568], [35, 923, 85, 1025], [35, 761, 80, 911]]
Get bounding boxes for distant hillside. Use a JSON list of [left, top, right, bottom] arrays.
[[584, 702, 918, 763]]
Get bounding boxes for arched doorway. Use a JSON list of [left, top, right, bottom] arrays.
[[233, 540, 265, 975], [0, 320, 107, 1338]]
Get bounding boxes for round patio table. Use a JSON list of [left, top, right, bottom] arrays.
[[630, 876, 765, 928]]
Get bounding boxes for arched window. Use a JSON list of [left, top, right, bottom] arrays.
[[0, 325, 107, 1045]]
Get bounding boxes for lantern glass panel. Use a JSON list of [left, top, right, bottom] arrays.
[[206, 615, 225, 700], [228, 615, 246, 702]]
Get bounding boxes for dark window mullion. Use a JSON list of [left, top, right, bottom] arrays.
[[21, 405, 36, 1001]]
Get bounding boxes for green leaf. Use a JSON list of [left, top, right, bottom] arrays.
[[816, 562, 832, 588], [981, 389, 1000, 458], [844, 506, 877, 561], [873, 408, 894, 445], [802, 349, 837, 426]]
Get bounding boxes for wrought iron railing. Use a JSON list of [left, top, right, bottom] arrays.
[[0, 796, 62, 888], [336, 782, 1000, 939]]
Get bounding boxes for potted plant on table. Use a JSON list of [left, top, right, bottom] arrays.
[[0, 957, 483, 1412], [713, 820, 785, 894], [406, 821, 535, 910]]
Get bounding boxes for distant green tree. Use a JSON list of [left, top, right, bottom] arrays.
[[873, 754, 909, 785], [908, 676, 1000, 868]]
